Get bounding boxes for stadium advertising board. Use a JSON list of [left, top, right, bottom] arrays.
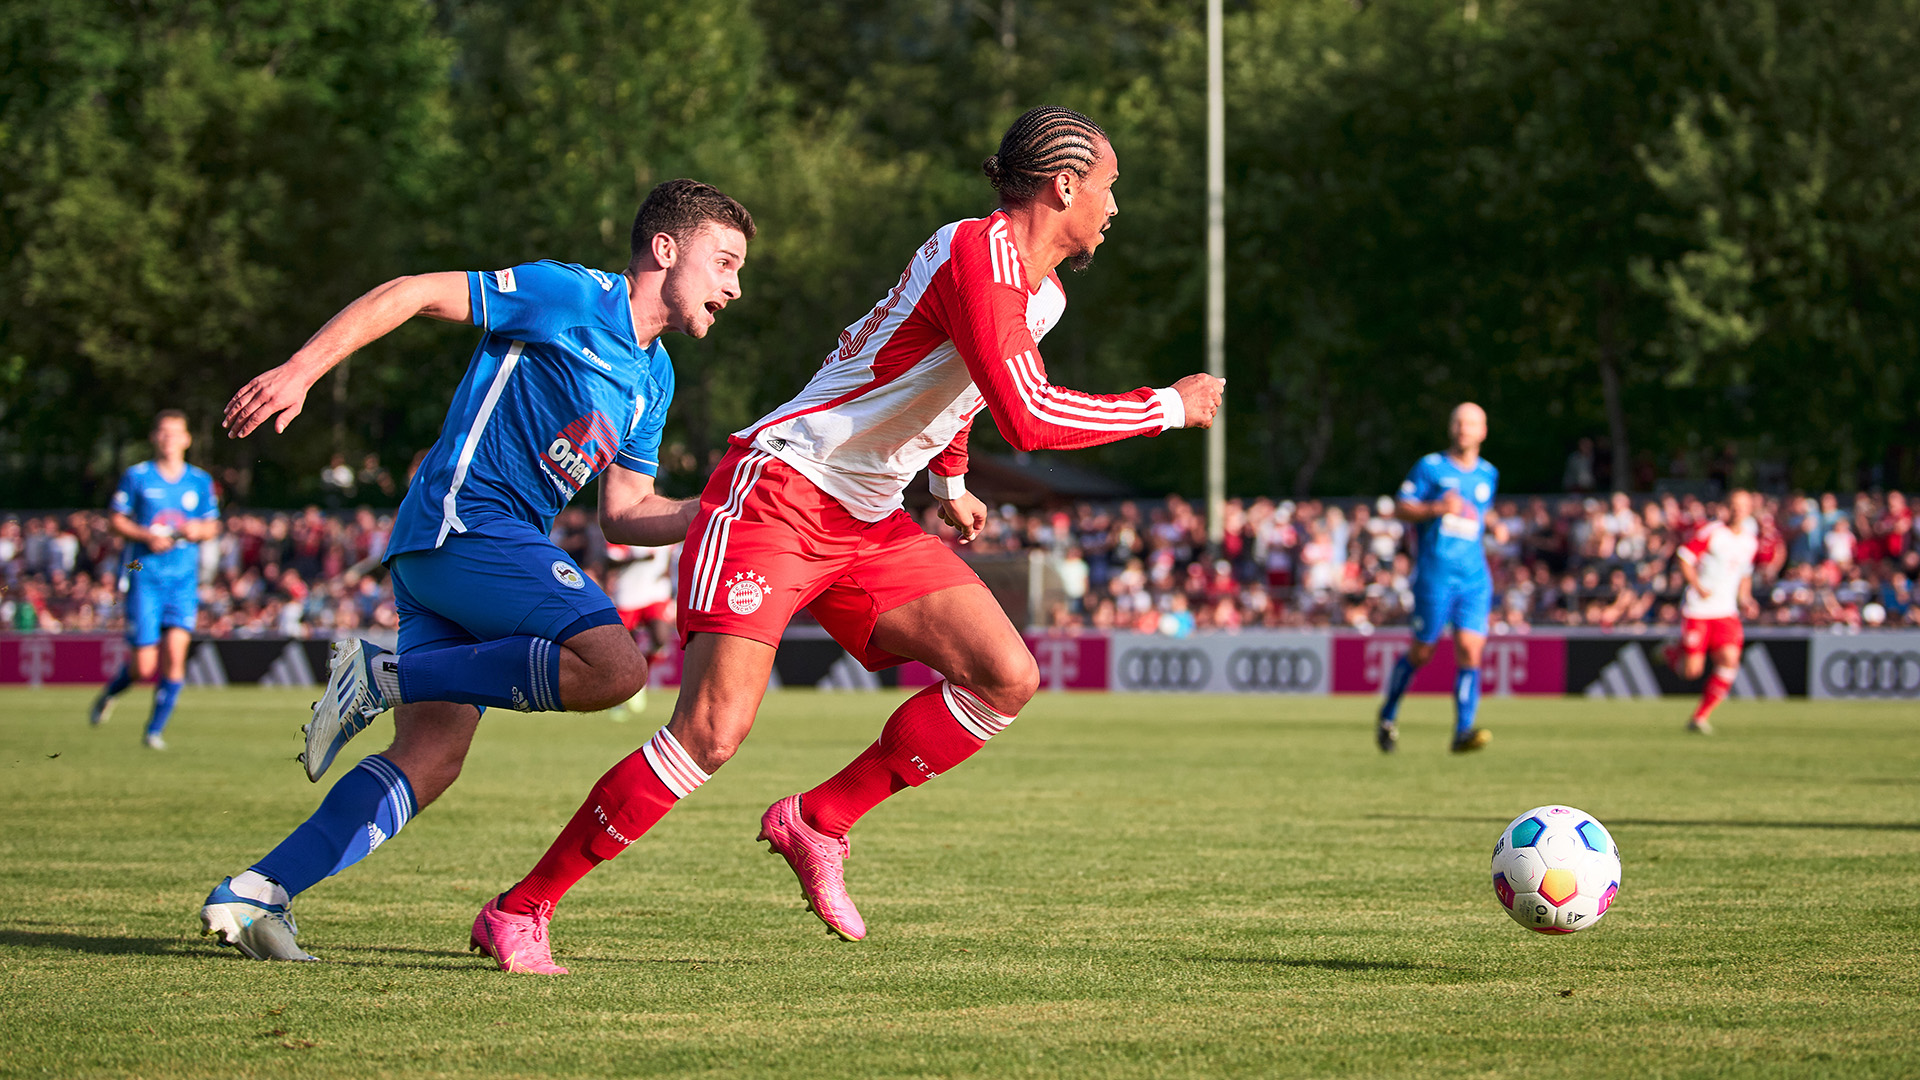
[[1806, 631, 1920, 699], [1106, 631, 1331, 695], [896, 633, 1110, 691], [1329, 634, 1565, 697], [1564, 635, 1806, 699]]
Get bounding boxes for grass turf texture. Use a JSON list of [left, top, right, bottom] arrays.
[[2, 688, 1917, 1079]]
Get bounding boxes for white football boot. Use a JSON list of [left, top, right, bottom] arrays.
[[301, 639, 391, 782], [200, 876, 316, 961]]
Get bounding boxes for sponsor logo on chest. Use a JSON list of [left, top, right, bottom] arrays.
[[540, 411, 618, 493]]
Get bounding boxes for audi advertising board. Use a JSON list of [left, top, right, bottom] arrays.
[[1807, 631, 1920, 699], [1330, 634, 1567, 696], [1107, 631, 1331, 694]]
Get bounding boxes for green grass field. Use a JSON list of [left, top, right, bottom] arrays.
[[2, 686, 1917, 1079]]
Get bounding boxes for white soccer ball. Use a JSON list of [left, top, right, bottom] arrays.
[[1490, 805, 1620, 934]]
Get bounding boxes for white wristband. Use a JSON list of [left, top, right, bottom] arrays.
[[1152, 386, 1186, 431], [929, 472, 968, 501]]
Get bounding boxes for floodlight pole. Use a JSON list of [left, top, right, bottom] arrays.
[[1204, 0, 1227, 548]]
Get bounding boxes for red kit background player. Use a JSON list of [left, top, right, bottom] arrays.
[[469, 106, 1225, 972], [1669, 489, 1759, 734]]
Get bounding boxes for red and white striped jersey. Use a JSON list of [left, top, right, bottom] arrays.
[[735, 210, 1185, 521], [1678, 519, 1757, 619]]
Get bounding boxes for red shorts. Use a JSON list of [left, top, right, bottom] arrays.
[[1681, 615, 1744, 655], [677, 444, 983, 670], [618, 601, 672, 631]]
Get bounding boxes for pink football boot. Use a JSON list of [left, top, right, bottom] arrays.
[[759, 794, 867, 941], [470, 895, 568, 974]]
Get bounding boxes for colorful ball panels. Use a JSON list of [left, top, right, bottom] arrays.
[[1490, 805, 1620, 934]]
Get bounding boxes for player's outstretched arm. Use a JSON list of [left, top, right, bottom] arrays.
[[224, 272, 472, 438], [600, 465, 697, 548]]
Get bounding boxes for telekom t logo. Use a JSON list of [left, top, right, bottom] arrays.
[[1482, 640, 1530, 695], [19, 637, 53, 687], [1032, 638, 1081, 691], [1363, 640, 1409, 689]]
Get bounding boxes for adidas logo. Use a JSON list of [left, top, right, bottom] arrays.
[[1585, 643, 1787, 699]]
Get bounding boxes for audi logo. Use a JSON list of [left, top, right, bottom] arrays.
[[1118, 648, 1210, 690], [1820, 651, 1920, 697], [1226, 648, 1324, 692]]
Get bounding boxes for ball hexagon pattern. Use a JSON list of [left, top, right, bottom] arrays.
[[1490, 805, 1621, 934]]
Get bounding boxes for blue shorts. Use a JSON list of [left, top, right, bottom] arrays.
[[388, 520, 620, 655], [125, 575, 199, 647], [1409, 575, 1492, 644]]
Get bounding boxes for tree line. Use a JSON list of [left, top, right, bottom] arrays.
[[4, 0, 1917, 507]]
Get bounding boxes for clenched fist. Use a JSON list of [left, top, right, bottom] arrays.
[[1174, 373, 1225, 429]]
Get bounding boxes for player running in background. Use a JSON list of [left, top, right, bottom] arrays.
[[1663, 489, 1758, 734], [605, 540, 678, 716], [90, 410, 221, 750], [471, 106, 1225, 974], [1376, 403, 1505, 754], [197, 180, 750, 961]]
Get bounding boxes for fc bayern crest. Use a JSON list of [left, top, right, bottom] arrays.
[[725, 570, 770, 615]]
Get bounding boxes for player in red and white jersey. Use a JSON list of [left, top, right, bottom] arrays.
[[479, 106, 1224, 966], [605, 542, 677, 717], [1666, 489, 1759, 734]]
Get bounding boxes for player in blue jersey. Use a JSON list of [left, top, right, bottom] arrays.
[[198, 179, 753, 961], [1376, 402, 1505, 754], [90, 410, 221, 750]]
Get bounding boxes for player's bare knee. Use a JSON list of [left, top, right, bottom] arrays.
[[970, 648, 1038, 714]]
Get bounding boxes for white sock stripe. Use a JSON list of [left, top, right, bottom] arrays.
[[641, 728, 710, 799], [1713, 665, 1741, 681], [652, 727, 711, 784], [356, 756, 415, 827], [940, 681, 1014, 740]]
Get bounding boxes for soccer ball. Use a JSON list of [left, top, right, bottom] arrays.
[[1490, 805, 1620, 934]]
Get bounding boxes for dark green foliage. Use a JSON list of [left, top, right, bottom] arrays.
[[4, 0, 1919, 505]]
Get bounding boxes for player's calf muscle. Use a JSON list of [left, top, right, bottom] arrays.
[[556, 625, 648, 711]]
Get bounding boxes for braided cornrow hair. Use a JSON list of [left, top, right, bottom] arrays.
[[982, 106, 1108, 205]]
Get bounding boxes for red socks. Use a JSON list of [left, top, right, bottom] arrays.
[[501, 728, 709, 916], [501, 682, 1016, 916], [1694, 665, 1737, 721], [802, 681, 1014, 838]]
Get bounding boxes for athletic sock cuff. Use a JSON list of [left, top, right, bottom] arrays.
[[941, 681, 1015, 740], [356, 754, 418, 825], [640, 728, 710, 799]]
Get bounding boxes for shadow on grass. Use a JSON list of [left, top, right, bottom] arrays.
[[1186, 956, 1436, 972], [0, 927, 207, 958], [1369, 813, 1920, 832]]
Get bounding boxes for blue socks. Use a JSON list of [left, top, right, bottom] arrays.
[[394, 636, 562, 712], [103, 663, 135, 699], [1454, 667, 1482, 738], [146, 679, 182, 738], [252, 755, 417, 898], [1379, 655, 1416, 721]]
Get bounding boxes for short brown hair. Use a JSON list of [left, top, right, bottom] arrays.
[[630, 179, 755, 263], [153, 409, 188, 431]]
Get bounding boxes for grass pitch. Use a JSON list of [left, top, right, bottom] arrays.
[[2, 686, 1917, 1079]]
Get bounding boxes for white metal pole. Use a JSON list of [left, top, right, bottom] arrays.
[[1205, 0, 1227, 547]]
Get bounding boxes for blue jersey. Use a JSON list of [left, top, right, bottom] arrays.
[[388, 261, 674, 559], [110, 460, 218, 581], [1399, 452, 1498, 583]]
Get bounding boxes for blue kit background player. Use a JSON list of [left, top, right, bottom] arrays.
[[198, 179, 754, 961], [1376, 402, 1506, 754], [91, 410, 221, 750]]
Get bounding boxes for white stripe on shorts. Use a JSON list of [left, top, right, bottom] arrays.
[[690, 450, 773, 612]]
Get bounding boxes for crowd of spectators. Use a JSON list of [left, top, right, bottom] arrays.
[[918, 489, 1920, 635], [3, 490, 1916, 637]]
